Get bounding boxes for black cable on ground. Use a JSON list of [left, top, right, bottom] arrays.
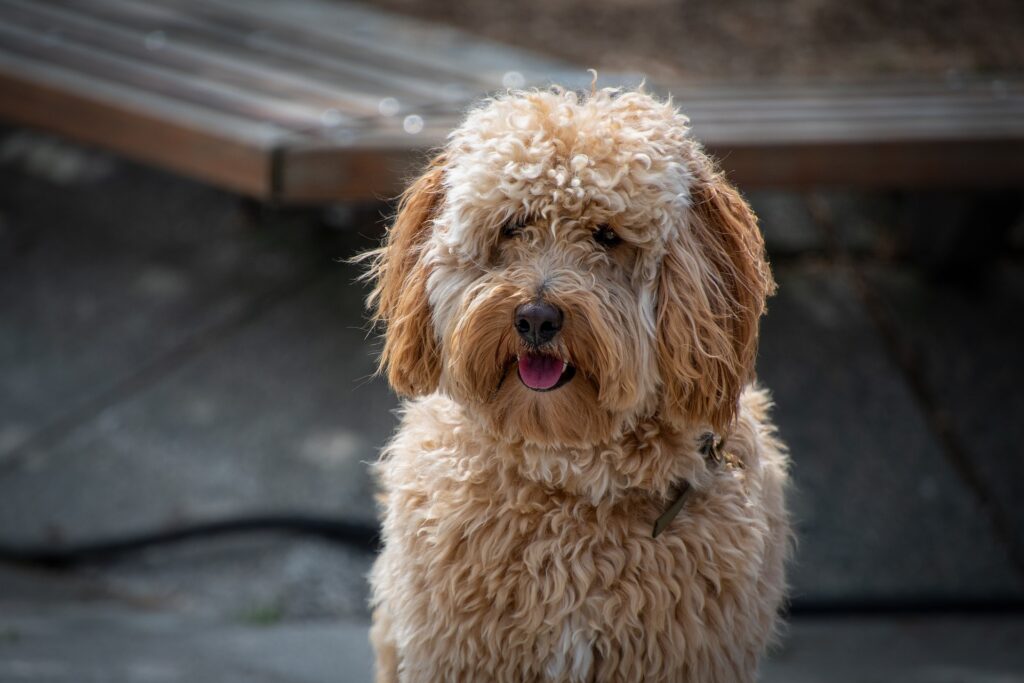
[[5, 517, 1024, 615], [785, 596, 1024, 617], [0, 514, 380, 569]]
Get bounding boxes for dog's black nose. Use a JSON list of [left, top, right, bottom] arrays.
[[515, 301, 563, 346]]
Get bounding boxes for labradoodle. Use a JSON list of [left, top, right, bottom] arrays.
[[363, 86, 791, 683]]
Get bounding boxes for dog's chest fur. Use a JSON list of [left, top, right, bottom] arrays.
[[371, 391, 789, 683]]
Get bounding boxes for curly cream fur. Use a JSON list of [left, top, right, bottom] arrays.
[[365, 87, 790, 682]]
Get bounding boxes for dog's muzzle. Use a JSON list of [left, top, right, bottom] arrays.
[[513, 301, 575, 391]]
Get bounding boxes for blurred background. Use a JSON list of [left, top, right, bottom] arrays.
[[0, 0, 1022, 681]]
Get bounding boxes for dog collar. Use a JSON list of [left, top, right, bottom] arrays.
[[651, 432, 737, 538]]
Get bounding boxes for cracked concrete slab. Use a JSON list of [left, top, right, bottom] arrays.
[[757, 263, 1024, 601], [865, 262, 1024, 552], [2, 126, 1023, 674], [83, 535, 375, 621], [0, 264, 394, 544], [2, 566, 1022, 683], [0, 602, 374, 683], [0, 130, 393, 548], [763, 615, 1024, 682], [0, 131, 349, 465]]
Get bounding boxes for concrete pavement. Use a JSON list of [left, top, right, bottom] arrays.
[[1, 128, 1023, 679]]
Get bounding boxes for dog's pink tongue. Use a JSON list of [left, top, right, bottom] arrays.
[[518, 354, 564, 390]]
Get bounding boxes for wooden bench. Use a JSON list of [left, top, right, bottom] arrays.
[[0, 0, 1022, 204], [0, 0, 595, 202], [671, 79, 1024, 189]]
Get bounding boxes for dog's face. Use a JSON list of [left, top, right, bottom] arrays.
[[367, 89, 773, 447]]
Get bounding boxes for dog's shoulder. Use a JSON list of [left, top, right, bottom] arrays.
[[731, 384, 787, 470], [385, 393, 463, 450], [375, 392, 491, 489]]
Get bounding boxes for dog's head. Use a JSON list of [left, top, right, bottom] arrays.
[[366, 88, 774, 447]]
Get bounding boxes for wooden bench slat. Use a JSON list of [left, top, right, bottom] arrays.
[[0, 0, 1020, 200], [51, 0, 484, 107], [679, 95, 1024, 119], [687, 106, 1024, 143], [693, 119, 1024, 145], [2, 0, 385, 119], [668, 81, 1024, 146], [0, 18, 353, 135], [39, 0, 441, 112], [0, 52, 283, 197], [171, 0, 587, 91], [155, 0, 495, 93], [667, 78, 1024, 101], [711, 139, 1024, 189], [0, 3, 467, 158]]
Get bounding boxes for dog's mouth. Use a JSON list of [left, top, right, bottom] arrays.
[[516, 352, 575, 392]]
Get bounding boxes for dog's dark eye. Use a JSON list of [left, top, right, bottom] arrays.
[[593, 225, 621, 248], [502, 216, 527, 238]]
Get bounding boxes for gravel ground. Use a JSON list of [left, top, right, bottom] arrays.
[[358, 0, 1024, 83]]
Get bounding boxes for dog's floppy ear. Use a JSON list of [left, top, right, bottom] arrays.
[[366, 154, 446, 396], [657, 162, 775, 431]]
